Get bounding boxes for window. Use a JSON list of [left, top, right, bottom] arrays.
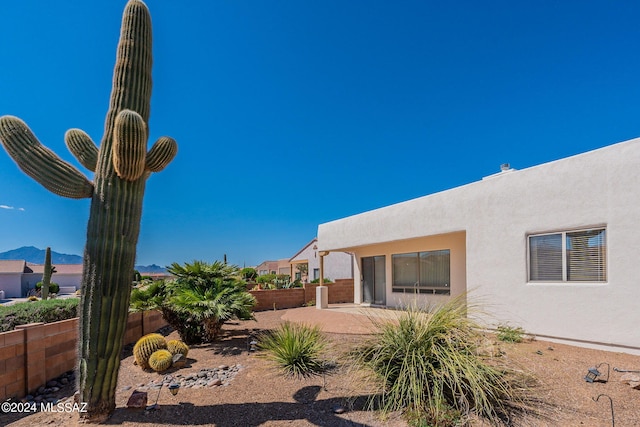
[[529, 228, 606, 282], [392, 250, 450, 294], [313, 268, 320, 280]]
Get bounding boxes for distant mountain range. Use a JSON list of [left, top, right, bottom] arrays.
[[0, 246, 166, 274]]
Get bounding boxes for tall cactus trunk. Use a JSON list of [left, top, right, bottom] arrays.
[[0, 1, 177, 422], [77, 1, 153, 420], [42, 247, 52, 300], [77, 180, 146, 419]]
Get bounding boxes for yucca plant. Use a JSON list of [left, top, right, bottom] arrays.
[[352, 296, 535, 426], [258, 322, 327, 379]]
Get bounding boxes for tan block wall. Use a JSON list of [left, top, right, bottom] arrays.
[[0, 330, 26, 400], [43, 319, 78, 392], [249, 279, 354, 312], [124, 312, 143, 345], [142, 310, 167, 336], [249, 288, 306, 311], [0, 310, 167, 401]]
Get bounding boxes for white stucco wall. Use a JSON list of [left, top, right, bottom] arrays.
[[318, 138, 640, 352], [0, 273, 23, 298], [53, 274, 82, 288]]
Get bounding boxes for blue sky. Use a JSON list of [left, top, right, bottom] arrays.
[[1, 0, 639, 267]]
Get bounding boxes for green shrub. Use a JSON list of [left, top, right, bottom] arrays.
[[256, 273, 293, 289], [0, 298, 79, 332], [496, 324, 526, 343], [258, 322, 327, 378], [283, 279, 303, 289], [309, 278, 333, 284], [352, 296, 535, 425], [240, 267, 257, 281], [256, 273, 277, 284], [36, 282, 60, 294]]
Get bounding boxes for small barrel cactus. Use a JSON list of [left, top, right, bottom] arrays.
[[133, 333, 167, 369], [148, 349, 173, 372], [167, 339, 189, 358]]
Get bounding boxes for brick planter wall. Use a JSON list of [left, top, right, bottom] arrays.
[[0, 310, 167, 401], [249, 279, 354, 311]]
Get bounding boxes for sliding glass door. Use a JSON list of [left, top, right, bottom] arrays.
[[362, 256, 385, 305]]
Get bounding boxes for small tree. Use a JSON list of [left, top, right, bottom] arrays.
[[295, 263, 308, 282]]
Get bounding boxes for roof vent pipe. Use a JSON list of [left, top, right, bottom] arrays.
[[500, 163, 510, 171]]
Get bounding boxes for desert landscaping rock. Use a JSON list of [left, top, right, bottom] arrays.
[[620, 372, 640, 383], [126, 391, 148, 408], [20, 370, 75, 406], [620, 372, 640, 389], [134, 365, 242, 392]]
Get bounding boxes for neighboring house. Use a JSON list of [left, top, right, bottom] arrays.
[[318, 139, 640, 354], [289, 238, 353, 283], [255, 260, 291, 276], [0, 261, 83, 297], [0, 260, 27, 298], [256, 239, 354, 284], [46, 264, 83, 289]]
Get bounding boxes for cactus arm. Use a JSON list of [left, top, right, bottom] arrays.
[[146, 136, 177, 172], [65, 129, 98, 172], [113, 109, 147, 181], [0, 116, 93, 199]]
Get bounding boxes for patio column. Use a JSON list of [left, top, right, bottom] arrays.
[[316, 251, 329, 309]]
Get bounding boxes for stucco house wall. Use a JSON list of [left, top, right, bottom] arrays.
[[0, 273, 23, 298], [318, 139, 640, 353], [0, 261, 27, 298]]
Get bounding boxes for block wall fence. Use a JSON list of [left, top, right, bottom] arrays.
[[0, 280, 353, 401], [249, 279, 354, 311], [0, 310, 166, 401]]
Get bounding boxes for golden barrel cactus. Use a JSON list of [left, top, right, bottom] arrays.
[[133, 333, 167, 369], [148, 349, 173, 372], [167, 339, 189, 358]]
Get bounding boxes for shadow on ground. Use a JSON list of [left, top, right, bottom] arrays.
[[104, 385, 379, 426]]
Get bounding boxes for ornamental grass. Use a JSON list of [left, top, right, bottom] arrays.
[[258, 322, 327, 379], [351, 295, 537, 426]]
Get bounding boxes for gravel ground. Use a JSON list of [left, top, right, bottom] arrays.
[[1, 308, 639, 426]]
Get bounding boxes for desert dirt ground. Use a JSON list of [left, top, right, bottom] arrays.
[[1, 306, 639, 426]]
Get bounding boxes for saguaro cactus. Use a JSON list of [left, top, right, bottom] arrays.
[[42, 247, 52, 300], [0, 0, 177, 421]]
